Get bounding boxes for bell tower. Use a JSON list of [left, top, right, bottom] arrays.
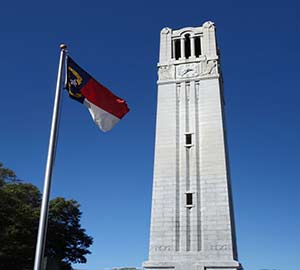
[[143, 22, 242, 270]]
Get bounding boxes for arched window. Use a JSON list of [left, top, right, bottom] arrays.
[[184, 34, 191, 59]]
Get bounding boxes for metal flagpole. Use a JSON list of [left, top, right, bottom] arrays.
[[34, 44, 67, 270]]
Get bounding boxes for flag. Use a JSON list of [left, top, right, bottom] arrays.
[[65, 56, 129, 132]]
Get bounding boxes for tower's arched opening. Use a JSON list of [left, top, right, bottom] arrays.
[[184, 34, 191, 58]]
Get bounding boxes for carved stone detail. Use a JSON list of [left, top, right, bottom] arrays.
[[158, 65, 175, 80], [176, 63, 199, 79], [201, 59, 217, 75], [150, 245, 172, 252], [203, 21, 215, 28], [161, 27, 171, 34]]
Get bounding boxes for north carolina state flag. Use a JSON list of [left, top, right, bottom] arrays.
[[65, 56, 129, 132]]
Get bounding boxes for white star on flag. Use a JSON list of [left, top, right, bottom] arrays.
[[70, 79, 77, 86]]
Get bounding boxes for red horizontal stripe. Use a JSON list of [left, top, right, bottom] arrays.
[[81, 79, 129, 119]]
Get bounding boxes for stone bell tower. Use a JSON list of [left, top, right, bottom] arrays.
[[143, 22, 242, 270]]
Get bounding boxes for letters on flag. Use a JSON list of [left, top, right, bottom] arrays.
[[65, 56, 129, 132]]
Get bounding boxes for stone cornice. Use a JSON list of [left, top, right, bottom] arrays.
[[157, 74, 220, 85], [157, 55, 218, 68]]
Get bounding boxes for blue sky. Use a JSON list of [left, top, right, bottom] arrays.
[[1, 1, 299, 270]]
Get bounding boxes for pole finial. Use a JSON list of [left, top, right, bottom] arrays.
[[60, 44, 67, 50]]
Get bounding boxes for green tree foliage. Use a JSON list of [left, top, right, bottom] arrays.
[[0, 162, 17, 186], [47, 198, 93, 269], [0, 163, 93, 270]]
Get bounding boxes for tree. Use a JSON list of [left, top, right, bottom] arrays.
[[46, 197, 93, 269], [0, 178, 40, 269], [0, 163, 93, 270], [0, 162, 17, 186]]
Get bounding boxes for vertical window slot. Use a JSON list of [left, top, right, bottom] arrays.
[[174, 39, 181, 60], [184, 34, 191, 59], [185, 133, 192, 145], [195, 36, 201, 57], [186, 193, 193, 206]]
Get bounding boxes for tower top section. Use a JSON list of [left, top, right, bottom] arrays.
[[159, 21, 218, 66], [158, 21, 221, 85]]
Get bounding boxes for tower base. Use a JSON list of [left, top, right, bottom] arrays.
[[143, 260, 242, 270]]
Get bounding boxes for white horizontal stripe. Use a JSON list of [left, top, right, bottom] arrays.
[[83, 99, 120, 132]]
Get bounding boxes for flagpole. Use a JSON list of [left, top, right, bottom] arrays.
[[34, 44, 67, 270]]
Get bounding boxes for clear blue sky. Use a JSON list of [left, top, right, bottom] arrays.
[[1, 1, 299, 270]]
